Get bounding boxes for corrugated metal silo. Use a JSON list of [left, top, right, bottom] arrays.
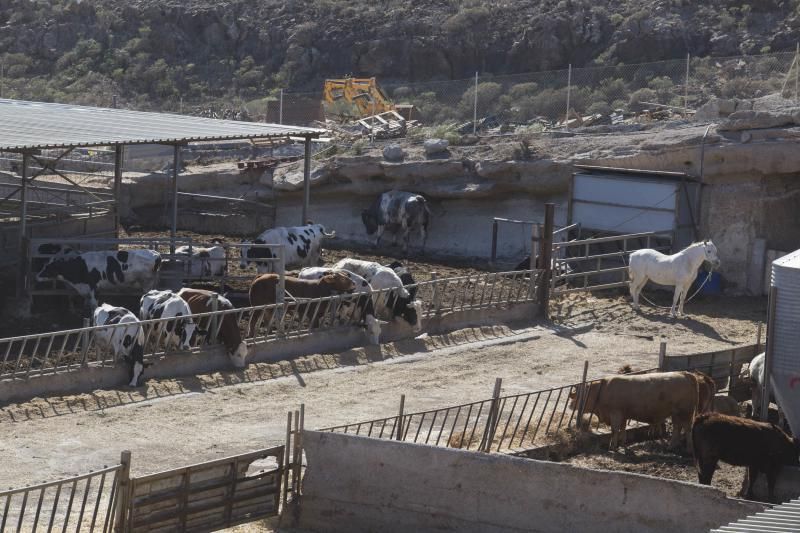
[[770, 249, 800, 433]]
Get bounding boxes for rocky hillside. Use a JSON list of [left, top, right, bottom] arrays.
[[2, 0, 800, 108]]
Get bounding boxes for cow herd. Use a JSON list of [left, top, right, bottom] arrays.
[[571, 363, 799, 501], [31, 188, 433, 389]]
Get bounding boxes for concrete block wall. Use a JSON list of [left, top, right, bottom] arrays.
[[298, 430, 766, 533]]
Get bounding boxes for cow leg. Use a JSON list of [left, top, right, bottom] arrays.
[[745, 465, 760, 500], [375, 226, 384, 247], [697, 459, 717, 485], [766, 465, 780, 502], [609, 412, 624, 451]]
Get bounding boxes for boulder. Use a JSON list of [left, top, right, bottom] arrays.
[[718, 110, 796, 131], [382, 160, 465, 181], [382, 144, 406, 162], [272, 165, 330, 191], [424, 138, 449, 156]]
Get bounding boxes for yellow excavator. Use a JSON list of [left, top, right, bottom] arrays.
[[322, 77, 413, 120]]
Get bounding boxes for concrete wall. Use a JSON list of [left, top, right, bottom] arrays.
[[297, 431, 765, 533], [274, 191, 569, 263], [0, 302, 537, 404]]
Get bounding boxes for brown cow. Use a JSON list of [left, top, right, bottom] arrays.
[[248, 273, 355, 336], [177, 288, 248, 368], [691, 371, 716, 413], [570, 371, 699, 451], [711, 395, 741, 417], [692, 412, 800, 501]]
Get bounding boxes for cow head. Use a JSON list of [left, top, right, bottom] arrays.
[[398, 299, 423, 332], [36, 256, 69, 282], [173, 316, 206, 351], [363, 314, 387, 345], [312, 224, 336, 238], [320, 272, 356, 293], [124, 341, 151, 387], [361, 210, 380, 235], [228, 341, 248, 369]]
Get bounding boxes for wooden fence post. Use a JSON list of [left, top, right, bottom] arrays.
[[396, 394, 405, 441], [490, 220, 498, 266], [538, 204, 554, 319], [756, 322, 763, 353], [114, 450, 132, 532], [761, 287, 778, 421], [431, 272, 440, 315], [282, 411, 292, 510], [576, 360, 589, 430], [480, 378, 502, 453], [728, 350, 737, 398], [658, 341, 667, 371], [529, 225, 538, 300]]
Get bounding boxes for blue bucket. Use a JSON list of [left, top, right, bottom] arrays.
[[694, 271, 721, 295]]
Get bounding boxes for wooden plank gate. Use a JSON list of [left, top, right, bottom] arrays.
[[122, 446, 284, 532]]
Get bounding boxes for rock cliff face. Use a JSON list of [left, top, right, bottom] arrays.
[[3, 0, 800, 104]]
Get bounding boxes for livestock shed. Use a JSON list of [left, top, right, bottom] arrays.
[[568, 165, 700, 251], [0, 98, 323, 300]]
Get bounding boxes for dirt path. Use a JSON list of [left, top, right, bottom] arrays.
[[1, 290, 762, 488]]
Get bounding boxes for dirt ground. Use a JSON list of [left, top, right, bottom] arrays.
[[1, 286, 764, 494], [560, 437, 747, 500]]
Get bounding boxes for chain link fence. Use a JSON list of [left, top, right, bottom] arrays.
[[3, 50, 798, 131], [269, 50, 799, 130]]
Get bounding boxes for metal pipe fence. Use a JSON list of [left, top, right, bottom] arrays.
[[1, 269, 541, 382], [0, 463, 122, 532], [319, 345, 762, 456]]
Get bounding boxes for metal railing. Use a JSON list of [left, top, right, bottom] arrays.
[[0, 462, 123, 532], [319, 344, 763, 456], [1, 269, 541, 382], [320, 378, 595, 454]]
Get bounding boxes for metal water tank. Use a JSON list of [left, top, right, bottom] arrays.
[[770, 249, 800, 434]]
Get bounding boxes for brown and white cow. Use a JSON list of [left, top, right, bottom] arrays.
[[177, 288, 248, 368], [248, 273, 355, 336], [570, 371, 699, 451], [692, 412, 800, 501]]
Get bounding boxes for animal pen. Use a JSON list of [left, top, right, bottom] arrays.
[[0, 98, 323, 304]]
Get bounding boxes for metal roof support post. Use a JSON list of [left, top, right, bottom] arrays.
[[17, 151, 29, 298], [114, 144, 123, 237], [171, 144, 181, 254], [302, 136, 312, 225]]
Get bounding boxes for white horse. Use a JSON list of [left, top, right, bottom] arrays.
[[628, 240, 720, 318]]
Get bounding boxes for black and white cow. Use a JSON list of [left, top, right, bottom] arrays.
[[333, 258, 422, 332], [140, 289, 203, 351], [31, 243, 77, 273], [361, 190, 430, 252], [93, 303, 148, 387], [174, 242, 226, 277], [240, 224, 336, 273], [37, 249, 162, 310], [298, 267, 385, 344]]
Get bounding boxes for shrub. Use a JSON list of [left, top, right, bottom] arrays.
[[628, 88, 658, 110]]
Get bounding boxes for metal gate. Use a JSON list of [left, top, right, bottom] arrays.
[[550, 231, 670, 295], [123, 446, 284, 532]]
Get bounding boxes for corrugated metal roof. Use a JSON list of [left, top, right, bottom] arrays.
[[711, 498, 800, 532], [0, 99, 324, 151]]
